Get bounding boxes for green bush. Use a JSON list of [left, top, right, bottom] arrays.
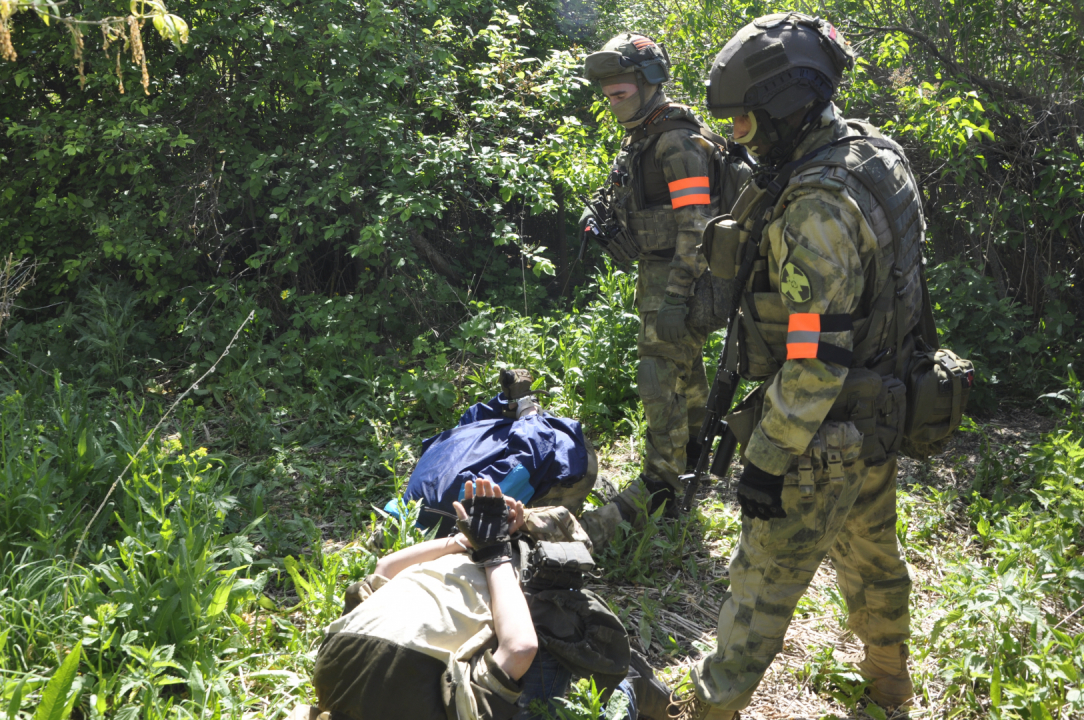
[[927, 260, 1082, 412], [925, 368, 1084, 716]]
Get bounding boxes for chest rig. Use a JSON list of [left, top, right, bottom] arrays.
[[609, 104, 736, 259], [718, 122, 928, 466], [737, 121, 924, 380]]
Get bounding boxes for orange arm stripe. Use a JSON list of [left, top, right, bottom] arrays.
[[786, 342, 820, 359], [786, 313, 854, 365], [668, 176, 710, 192], [671, 193, 711, 208], [787, 313, 821, 332]]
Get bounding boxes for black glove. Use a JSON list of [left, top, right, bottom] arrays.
[[655, 294, 690, 343], [456, 495, 511, 560], [735, 463, 786, 520]]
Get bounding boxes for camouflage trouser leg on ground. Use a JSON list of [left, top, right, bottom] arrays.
[[692, 424, 911, 710], [530, 438, 599, 516], [635, 259, 709, 492]]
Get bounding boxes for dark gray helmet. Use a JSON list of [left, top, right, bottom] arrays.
[[706, 13, 855, 119], [584, 33, 671, 87]]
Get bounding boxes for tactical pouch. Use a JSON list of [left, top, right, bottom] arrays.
[[687, 272, 738, 333], [900, 345, 974, 459], [702, 216, 745, 280], [623, 207, 680, 257], [599, 226, 639, 266], [520, 541, 595, 592], [827, 369, 907, 466], [786, 420, 865, 507], [737, 289, 788, 380], [723, 383, 768, 459]]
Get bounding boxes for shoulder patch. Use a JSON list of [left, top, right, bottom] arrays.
[[780, 262, 812, 303]]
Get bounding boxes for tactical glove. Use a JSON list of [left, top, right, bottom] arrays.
[[735, 462, 787, 520], [655, 293, 690, 343], [456, 495, 511, 562]]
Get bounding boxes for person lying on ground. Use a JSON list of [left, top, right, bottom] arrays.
[[290, 479, 673, 720]]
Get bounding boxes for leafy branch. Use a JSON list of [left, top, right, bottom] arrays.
[[1, 0, 189, 94]]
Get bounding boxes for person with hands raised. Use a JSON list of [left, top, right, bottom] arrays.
[[454, 480, 537, 682]]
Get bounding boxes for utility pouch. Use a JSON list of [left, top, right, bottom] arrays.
[[702, 216, 745, 280], [724, 383, 767, 456], [786, 420, 864, 501], [687, 272, 738, 333], [597, 225, 638, 266], [521, 541, 595, 592], [900, 345, 975, 459], [827, 368, 908, 466], [870, 376, 907, 464]]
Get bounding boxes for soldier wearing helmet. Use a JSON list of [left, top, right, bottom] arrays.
[[577, 33, 751, 541], [670, 13, 927, 719]]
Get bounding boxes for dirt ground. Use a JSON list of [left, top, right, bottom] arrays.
[[590, 408, 1055, 720]]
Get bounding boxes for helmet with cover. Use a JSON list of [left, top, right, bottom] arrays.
[[706, 13, 854, 121], [584, 32, 671, 88], [584, 33, 671, 125]]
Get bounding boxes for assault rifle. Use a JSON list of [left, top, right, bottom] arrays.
[[678, 140, 845, 512], [577, 187, 638, 266], [678, 234, 763, 511]]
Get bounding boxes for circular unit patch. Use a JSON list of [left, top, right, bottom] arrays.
[[780, 262, 812, 303]]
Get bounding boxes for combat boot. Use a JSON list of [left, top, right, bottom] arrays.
[[612, 474, 677, 521], [625, 651, 671, 720], [577, 502, 624, 551], [668, 691, 736, 720], [856, 643, 914, 707]]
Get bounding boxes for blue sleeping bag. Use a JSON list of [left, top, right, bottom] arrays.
[[390, 394, 589, 533]]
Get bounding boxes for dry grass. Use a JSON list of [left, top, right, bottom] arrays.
[[0, 254, 36, 335]]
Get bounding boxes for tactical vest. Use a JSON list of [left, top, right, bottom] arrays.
[[609, 104, 732, 259], [737, 121, 924, 380], [724, 122, 926, 465]]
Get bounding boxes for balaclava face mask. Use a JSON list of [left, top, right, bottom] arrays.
[[606, 82, 659, 126], [733, 111, 760, 155]]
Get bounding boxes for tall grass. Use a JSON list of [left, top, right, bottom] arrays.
[[2, 276, 1081, 720]]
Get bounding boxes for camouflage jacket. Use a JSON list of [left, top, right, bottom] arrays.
[[741, 108, 924, 475], [611, 93, 749, 297]]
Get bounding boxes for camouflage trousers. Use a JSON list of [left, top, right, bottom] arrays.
[[528, 437, 599, 516], [692, 432, 912, 710], [636, 260, 710, 491]]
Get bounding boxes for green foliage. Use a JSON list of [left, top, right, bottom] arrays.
[[32, 644, 81, 720], [927, 260, 1083, 411], [1, 0, 609, 370], [905, 368, 1084, 718], [548, 676, 630, 720], [2, 0, 1084, 717]]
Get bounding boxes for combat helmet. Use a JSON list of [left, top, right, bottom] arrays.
[[584, 32, 670, 91], [706, 13, 854, 120]]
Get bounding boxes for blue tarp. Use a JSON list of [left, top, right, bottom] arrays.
[[391, 394, 589, 532]]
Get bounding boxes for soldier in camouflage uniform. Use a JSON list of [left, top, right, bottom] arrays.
[[577, 34, 750, 541], [670, 14, 925, 719]]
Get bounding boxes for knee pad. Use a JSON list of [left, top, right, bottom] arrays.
[[637, 356, 665, 401]]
